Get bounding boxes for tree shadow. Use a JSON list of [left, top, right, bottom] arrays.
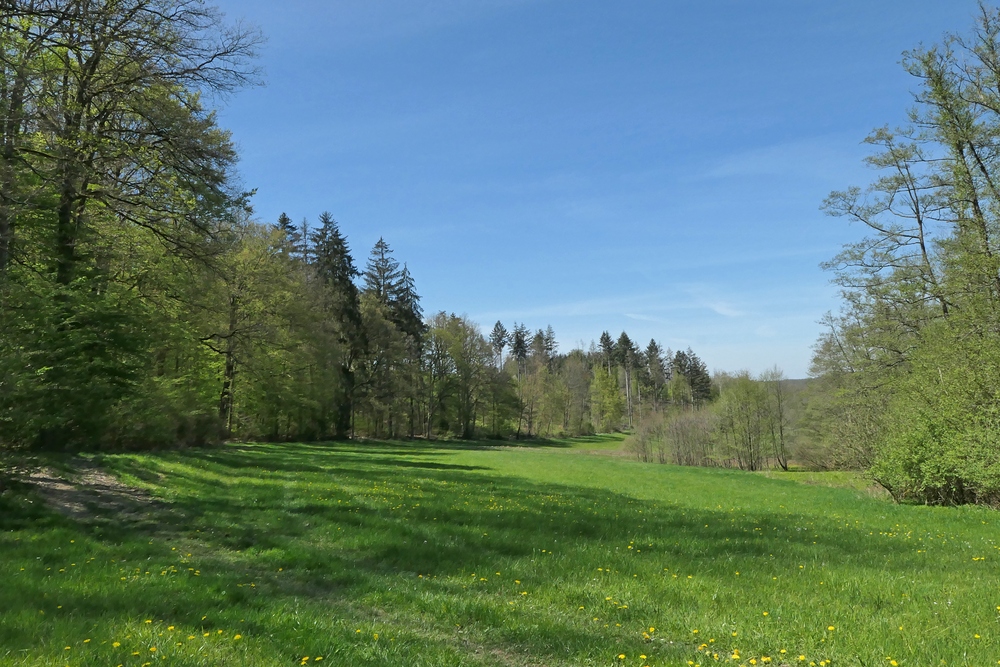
[[0, 441, 937, 664]]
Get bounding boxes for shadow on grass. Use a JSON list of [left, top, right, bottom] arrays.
[[0, 440, 925, 663]]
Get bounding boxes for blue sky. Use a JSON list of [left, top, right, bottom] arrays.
[[211, 0, 978, 377]]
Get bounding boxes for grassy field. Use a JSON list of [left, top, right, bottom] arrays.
[[2, 435, 999, 666]]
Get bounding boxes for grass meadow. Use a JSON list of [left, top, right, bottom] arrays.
[[2, 434, 999, 666]]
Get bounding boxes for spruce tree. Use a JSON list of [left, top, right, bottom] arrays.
[[599, 331, 615, 374], [311, 211, 363, 437], [389, 263, 424, 343], [363, 237, 402, 304], [277, 212, 308, 261], [490, 321, 509, 368], [511, 323, 529, 381]]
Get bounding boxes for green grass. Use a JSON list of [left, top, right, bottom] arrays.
[[2, 438, 999, 666], [760, 470, 888, 495]]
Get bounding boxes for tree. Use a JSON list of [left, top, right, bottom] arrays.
[[599, 331, 615, 374], [813, 4, 1000, 503], [510, 323, 529, 381], [615, 331, 637, 427], [363, 237, 402, 304], [0, 0, 260, 449], [645, 339, 667, 411], [490, 321, 509, 369], [311, 212, 362, 438]]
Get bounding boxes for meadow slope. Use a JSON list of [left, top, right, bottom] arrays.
[[2, 436, 999, 666]]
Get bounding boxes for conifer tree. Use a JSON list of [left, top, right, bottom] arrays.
[[645, 339, 666, 411], [276, 212, 304, 258], [599, 331, 615, 374], [510, 323, 529, 381], [389, 263, 424, 343], [616, 331, 637, 427], [363, 237, 402, 304], [311, 211, 363, 437], [490, 321, 509, 368]]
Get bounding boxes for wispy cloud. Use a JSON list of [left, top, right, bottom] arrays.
[[624, 312, 666, 323], [701, 134, 864, 182]]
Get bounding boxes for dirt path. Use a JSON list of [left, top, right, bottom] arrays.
[[24, 461, 166, 526]]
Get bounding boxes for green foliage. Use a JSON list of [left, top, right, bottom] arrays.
[[814, 6, 1000, 504], [589, 369, 624, 433]]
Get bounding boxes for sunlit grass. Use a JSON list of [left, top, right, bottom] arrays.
[[2, 437, 999, 666]]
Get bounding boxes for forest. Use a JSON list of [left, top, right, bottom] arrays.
[[0, 0, 718, 451], [4, 0, 1000, 507]]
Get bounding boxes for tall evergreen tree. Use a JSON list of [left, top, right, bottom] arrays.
[[311, 211, 363, 437], [599, 331, 616, 374], [276, 212, 304, 258], [616, 331, 637, 427], [388, 263, 424, 342], [543, 324, 558, 366], [490, 321, 509, 368], [363, 237, 402, 303], [510, 323, 529, 381], [645, 339, 666, 410]]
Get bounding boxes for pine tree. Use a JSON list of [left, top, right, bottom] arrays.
[[276, 212, 302, 256], [511, 323, 529, 381], [490, 321, 509, 368], [616, 331, 637, 427], [599, 331, 615, 374], [543, 325, 558, 364], [389, 263, 424, 342], [645, 339, 666, 411], [363, 237, 403, 304], [311, 211, 363, 437]]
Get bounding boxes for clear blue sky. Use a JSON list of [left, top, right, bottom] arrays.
[[211, 0, 978, 378]]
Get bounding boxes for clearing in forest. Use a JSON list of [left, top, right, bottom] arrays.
[[1, 435, 998, 666]]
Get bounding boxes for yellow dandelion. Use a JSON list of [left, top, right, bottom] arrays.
[[112, 642, 121, 648], [234, 634, 242, 640], [827, 626, 835, 631], [618, 654, 626, 660]]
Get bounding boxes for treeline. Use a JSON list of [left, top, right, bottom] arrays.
[[625, 369, 795, 472], [0, 0, 719, 451], [803, 6, 1000, 505]]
